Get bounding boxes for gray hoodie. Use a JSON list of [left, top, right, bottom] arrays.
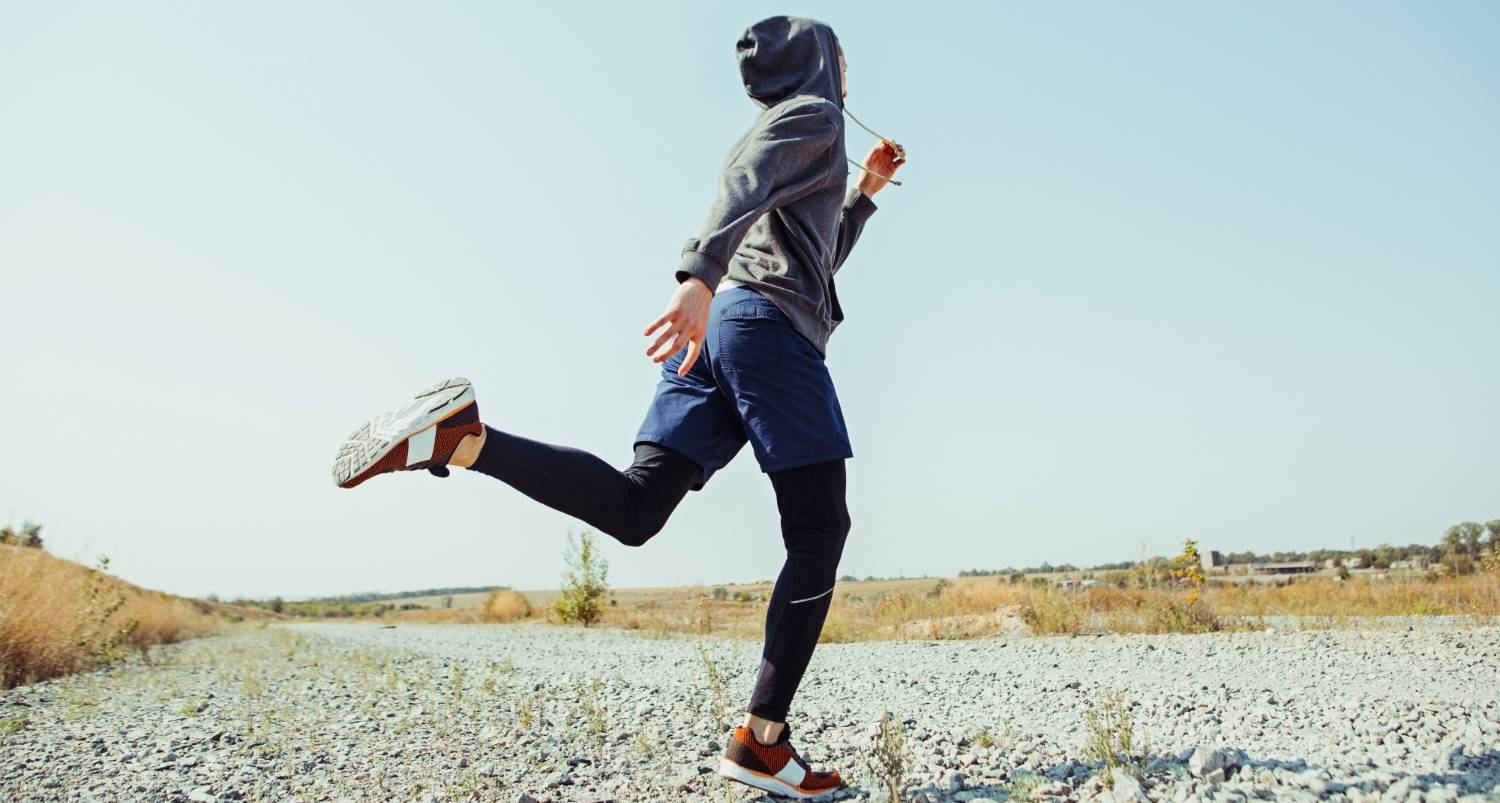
[[674, 15, 879, 357]]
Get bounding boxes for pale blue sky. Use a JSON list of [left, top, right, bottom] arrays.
[[2, 2, 1496, 599]]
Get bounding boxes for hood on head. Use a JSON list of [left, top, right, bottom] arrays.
[[737, 15, 843, 111]]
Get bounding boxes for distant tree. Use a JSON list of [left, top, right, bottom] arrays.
[[1440, 551, 1475, 577], [554, 530, 609, 626], [269, 596, 285, 614], [1169, 540, 1207, 603], [1444, 522, 1484, 558], [1482, 521, 1500, 573]]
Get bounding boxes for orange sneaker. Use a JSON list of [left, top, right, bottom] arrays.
[[718, 724, 842, 799], [331, 377, 483, 489]]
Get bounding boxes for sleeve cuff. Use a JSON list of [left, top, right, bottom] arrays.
[[675, 246, 728, 290], [844, 186, 878, 222]]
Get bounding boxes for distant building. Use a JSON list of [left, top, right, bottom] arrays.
[[1200, 550, 1227, 572], [1249, 561, 1318, 575], [1390, 558, 1429, 570]]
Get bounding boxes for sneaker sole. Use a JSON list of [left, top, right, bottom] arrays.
[[717, 758, 831, 800], [332, 377, 476, 489]]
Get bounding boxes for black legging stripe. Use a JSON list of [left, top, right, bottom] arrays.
[[467, 424, 849, 722]]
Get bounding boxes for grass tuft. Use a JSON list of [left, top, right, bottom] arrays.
[[864, 710, 910, 803], [1081, 690, 1150, 788]]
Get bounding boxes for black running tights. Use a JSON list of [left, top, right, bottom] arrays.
[[469, 425, 850, 722]]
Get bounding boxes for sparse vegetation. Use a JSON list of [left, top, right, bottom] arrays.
[[1082, 690, 1150, 788], [1006, 771, 1042, 802], [864, 710, 910, 803], [0, 715, 27, 738], [554, 531, 609, 626], [696, 645, 733, 732], [571, 675, 609, 748]]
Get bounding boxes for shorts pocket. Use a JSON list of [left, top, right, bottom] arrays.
[[715, 311, 790, 374]]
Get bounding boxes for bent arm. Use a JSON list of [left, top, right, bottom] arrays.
[[830, 186, 878, 274], [676, 101, 841, 290]]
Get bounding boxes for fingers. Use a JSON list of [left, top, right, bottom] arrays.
[[647, 325, 679, 357], [650, 332, 686, 364], [863, 142, 905, 178], [643, 313, 670, 337], [677, 339, 702, 377]]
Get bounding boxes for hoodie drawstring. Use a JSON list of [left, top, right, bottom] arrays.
[[843, 106, 904, 186]]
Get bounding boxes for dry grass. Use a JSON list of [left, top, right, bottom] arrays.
[[585, 571, 1500, 642], [0, 545, 238, 688], [304, 561, 1500, 642], [385, 590, 535, 625], [1205, 573, 1500, 619], [390, 605, 488, 624]]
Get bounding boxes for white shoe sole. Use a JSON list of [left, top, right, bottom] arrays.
[[717, 758, 829, 800], [331, 377, 475, 488]]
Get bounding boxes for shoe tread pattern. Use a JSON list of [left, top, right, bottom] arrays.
[[331, 378, 471, 488]]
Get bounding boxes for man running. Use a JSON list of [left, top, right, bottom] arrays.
[[331, 15, 904, 799]]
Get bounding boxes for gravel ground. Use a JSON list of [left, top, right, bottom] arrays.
[[2, 621, 1498, 803]]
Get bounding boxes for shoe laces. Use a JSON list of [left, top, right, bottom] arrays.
[[774, 726, 806, 767]]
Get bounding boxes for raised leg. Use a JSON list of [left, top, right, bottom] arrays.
[[465, 425, 702, 547]]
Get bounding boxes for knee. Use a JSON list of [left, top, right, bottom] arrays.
[[603, 516, 667, 548]]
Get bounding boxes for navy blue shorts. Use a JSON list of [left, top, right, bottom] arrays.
[[634, 285, 852, 490]]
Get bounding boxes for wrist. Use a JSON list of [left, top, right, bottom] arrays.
[[680, 275, 713, 295]]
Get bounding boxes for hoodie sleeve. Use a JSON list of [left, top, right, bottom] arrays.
[[676, 100, 841, 290], [831, 185, 878, 274]]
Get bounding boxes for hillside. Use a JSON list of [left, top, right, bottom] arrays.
[[0, 543, 266, 688]]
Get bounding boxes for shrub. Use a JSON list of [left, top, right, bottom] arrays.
[[554, 531, 609, 626], [484, 589, 532, 623], [1144, 595, 1221, 634], [1019, 588, 1083, 635], [0, 521, 44, 549]]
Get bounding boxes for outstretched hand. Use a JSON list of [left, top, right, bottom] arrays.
[[644, 276, 714, 377]]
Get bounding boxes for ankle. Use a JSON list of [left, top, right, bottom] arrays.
[[744, 713, 784, 745], [449, 428, 487, 469]]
